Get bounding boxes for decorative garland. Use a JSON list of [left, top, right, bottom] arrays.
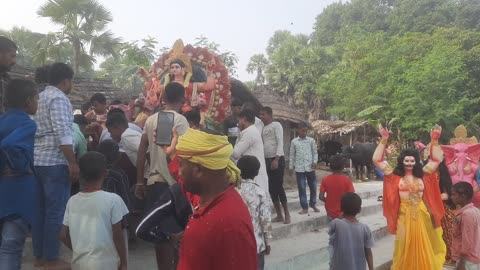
[[142, 43, 231, 125]]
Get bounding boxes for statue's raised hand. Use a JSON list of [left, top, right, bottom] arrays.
[[430, 124, 442, 141], [378, 124, 389, 140]]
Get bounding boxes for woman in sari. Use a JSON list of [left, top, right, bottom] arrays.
[[373, 125, 446, 269]]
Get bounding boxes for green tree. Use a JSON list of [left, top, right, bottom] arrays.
[[387, 0, 454, 34], [98, 37, 158, 91], [193, 36, 239, 77], [37, 0, 121, 74], [454, 0, 480, 30], [246, 54, 269, 87], [260, 0, 480, 138], [3, 27, 44, 67], [33, 32, 74, 66], [265, 31, 309, 100], [1, 27, 73, 67], [265, 31, 332, 119]]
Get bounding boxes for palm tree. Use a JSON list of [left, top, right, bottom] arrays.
[[246, 54, 269, 87], [37, 0, 121, 73]]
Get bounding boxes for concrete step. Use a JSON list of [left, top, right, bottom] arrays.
[[21, 180, 384, 269], [270, 196, 383, 241], [282, 181, 383, 212], [22, 238, 157, 270], [265, 213, 391, 270], [21, 195, 383, 265]]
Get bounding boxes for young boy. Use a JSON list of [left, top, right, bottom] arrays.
[[329, 192, 374, 270], [320, 155, 355, 220], [289, 122, 320, 214], [60, 151, 129, 270], [236, 155, 272, 270], [0, 79, 38, 270], [97, 140, 131, 249], [450, 182, 480, 270], [97, 139, 131, 209]]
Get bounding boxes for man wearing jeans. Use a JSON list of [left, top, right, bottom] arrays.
[[32, 63, 79, 269], [289, 122, 320, 214]]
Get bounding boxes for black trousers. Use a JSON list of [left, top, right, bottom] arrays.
[[265, 157, 287, 203]]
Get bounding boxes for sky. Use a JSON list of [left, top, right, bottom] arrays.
[[1, 0, 337, 81]]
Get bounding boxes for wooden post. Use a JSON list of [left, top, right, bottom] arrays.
[[349, 133, 353, 178], [363, 125, 366, 143]]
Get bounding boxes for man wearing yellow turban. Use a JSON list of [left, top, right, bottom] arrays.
[[176, 128, 240, 184], [176, 128, 258, 270]]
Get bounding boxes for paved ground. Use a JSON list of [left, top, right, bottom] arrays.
[[22, 173, 385, 270], [20, 176, 456, 270]]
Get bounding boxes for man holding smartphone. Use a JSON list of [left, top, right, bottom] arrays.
[[135, 82, 189, 270]]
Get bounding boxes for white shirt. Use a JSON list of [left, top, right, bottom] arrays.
[[255, 117, 264, 133], [262, 121, 284, 158], [143, 111, 189, 185], [119, 128, 150, 176], [63, 191, 129, 270], [119, 128, 142, 165], [232, 125, 269, 195], [100, 123, 142, 148]]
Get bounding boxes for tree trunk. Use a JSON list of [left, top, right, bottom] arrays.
[[72, 38, 81, 74]]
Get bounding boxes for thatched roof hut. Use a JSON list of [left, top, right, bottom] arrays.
[[8, 65, 134, 109], [252, 86, 305, 124], [69, 77, 134, 108], [247, 86, 306, 158], [312, 120, 378, 144]]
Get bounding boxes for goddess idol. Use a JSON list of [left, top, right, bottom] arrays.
[[373, 125, 446, 270], [140, 39, 231, 128]]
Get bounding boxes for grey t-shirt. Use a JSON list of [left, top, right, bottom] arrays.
[[328, 218, 374, 270]]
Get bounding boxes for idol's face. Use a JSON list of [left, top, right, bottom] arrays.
[[170, 63, 185, 76], [403, 156, 416, 170]]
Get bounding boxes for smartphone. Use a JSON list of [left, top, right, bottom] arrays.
[[156, 111, 175, 146]]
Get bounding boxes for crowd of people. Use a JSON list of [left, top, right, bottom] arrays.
[[2, 31, 480, 270], [0, 35, 319, 270]]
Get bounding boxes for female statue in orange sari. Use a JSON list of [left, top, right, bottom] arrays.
[[373, 125, 446, 270]]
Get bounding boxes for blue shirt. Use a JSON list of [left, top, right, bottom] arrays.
[[289, 136, 318, 172], [0, 109, 37, 224]]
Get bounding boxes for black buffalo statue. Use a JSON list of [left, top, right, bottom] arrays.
[[341, 143, 376, 180]]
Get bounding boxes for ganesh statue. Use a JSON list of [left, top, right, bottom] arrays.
[[441, 125, 480, 207], [139, 39, 231, 129]]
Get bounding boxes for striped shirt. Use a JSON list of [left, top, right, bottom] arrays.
[[33, 86, 73, 166]]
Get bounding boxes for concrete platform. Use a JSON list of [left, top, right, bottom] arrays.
[[271, 196, 383, 241], [282, 180, 384, 213], [265, 210, 390, 270], [21, 180, 385, 269]]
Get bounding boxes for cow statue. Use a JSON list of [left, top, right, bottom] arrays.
[[342, 143, 376, 180]]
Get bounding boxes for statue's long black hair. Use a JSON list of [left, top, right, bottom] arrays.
[[393, 148, 424, 178], [167, 59, 207, 83]]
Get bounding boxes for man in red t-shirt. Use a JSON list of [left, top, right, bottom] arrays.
[[176, 128, 257, 270], [319, 155, 355, 220]]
